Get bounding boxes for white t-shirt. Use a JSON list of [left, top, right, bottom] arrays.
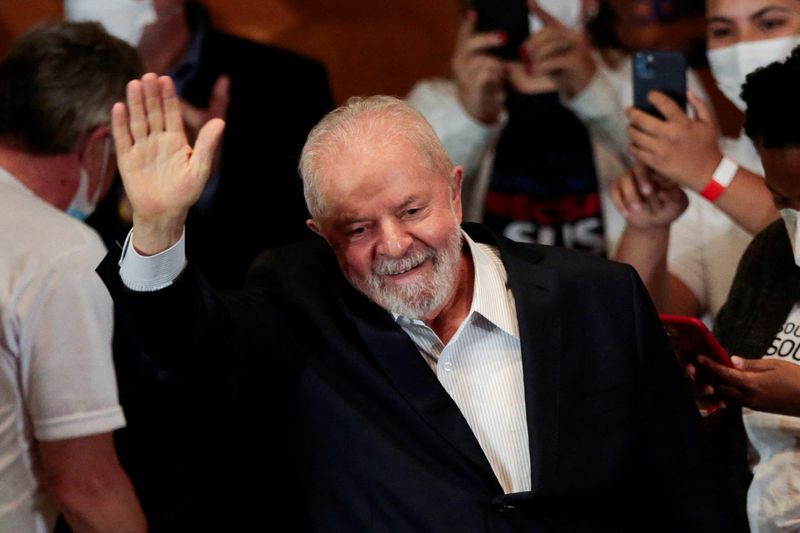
[[667, 134, 764, 320], [744, 303, 800, 532], [0, 167, 125, 532]]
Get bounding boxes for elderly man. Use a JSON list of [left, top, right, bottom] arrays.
[[0, 23, 144, 532], [101, 73, 741, 531]]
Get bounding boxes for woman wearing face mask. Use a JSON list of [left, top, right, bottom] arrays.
[[612, 0, 800, 321], [691, 49, 800, 533]]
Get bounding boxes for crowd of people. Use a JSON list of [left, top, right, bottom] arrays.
[[2, 0, 800, 532]]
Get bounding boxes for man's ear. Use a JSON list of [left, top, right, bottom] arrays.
[[78, 125, 111, 165], [77, 125, 113, 197], [306, 219, 321, 235]]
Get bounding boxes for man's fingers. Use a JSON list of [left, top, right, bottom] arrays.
[[160, 75, 184, 134], [126, 79, 148, 141], [111, 101, 133, 156], [142, 73, 165, 134], [190, 118, 226, 180]]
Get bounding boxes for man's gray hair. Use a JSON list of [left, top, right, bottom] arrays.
[[298, 95, 453, 218]]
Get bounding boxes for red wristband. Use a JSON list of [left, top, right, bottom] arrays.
[[700, 157, 739, 203]]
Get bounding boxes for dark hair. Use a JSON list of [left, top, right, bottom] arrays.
[[0, 22, 143, 154], [742, 45, 800, 149], [586, 2, 625, 51]]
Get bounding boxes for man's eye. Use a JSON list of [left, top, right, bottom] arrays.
[[349, 227, 365, 236]]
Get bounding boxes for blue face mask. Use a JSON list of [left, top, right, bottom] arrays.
[[66, 138, 111, 221]]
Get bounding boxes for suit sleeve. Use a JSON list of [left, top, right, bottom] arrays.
[[626, 266, 745, 532], [96, 245, 295, 381]]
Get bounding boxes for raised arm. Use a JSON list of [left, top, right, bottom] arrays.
[[111, 73, 225, 255], [627, 91, 777, 235]]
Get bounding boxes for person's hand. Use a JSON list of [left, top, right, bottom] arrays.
[[698, 355, 800, 417], [627, 91, 723, 192], [111, 72, 225, 255], [683, 361, 726, 417], [610, 163, 688, 230], [180, 74, 230, 145], [517, 0, 596, 99], [452, 10, 507, 125]]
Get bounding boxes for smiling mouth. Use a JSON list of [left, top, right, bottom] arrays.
[[381, 258, 430, 279]]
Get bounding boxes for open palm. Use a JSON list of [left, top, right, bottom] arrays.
[[111, 73, 225, 253]]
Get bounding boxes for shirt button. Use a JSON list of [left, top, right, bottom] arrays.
[[442, 361, 453, 372]]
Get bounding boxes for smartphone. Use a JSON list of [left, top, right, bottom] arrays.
[[660, 315, 733, 368], [472, 0, 529, 60], [632, 50, 687, 120]]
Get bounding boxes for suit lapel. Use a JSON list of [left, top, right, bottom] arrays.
[[467, 224, 562, 493], [344, 286, 501, 491]]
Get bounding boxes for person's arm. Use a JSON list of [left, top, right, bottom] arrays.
[[111, 72, 224, 256], [610, 164, 703, 315], [407, 13, 507, 180], [38, 434, 146, 533], [627, 91, 778, 235]]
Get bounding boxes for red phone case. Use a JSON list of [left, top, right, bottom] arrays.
[[659, 314, 734, 368]]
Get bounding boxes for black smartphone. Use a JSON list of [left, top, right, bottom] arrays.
[[472, 0, 529, 60], [632, 50, 687, 120]]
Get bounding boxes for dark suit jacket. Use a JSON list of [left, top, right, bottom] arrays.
[[100, 223, 741, 532]]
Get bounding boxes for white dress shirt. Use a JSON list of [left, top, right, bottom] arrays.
[[118, 230, 531, 493]]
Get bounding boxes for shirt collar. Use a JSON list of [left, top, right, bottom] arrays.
[[464, 232, 519, 338], [393, 231, 519, 339]]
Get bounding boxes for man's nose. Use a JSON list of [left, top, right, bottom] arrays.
[[376, 221, 412, 258]]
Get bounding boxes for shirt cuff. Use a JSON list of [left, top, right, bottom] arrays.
[[118, 228, 187, 291]]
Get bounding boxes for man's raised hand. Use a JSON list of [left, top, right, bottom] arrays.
[[111, 73, 225, 255]]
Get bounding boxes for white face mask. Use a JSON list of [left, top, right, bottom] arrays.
[[66, 138, 111, 221], [529, 0, 583, 34], [780, 208, 800, 268], [707, 35, 800, 112], [64, 0, 157, 47]]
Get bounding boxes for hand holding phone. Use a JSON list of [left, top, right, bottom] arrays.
[[660, 315, 732, 416], [660, 315, 733, 368], [472, 0, 530, 60], [632, 51, 687, 120]]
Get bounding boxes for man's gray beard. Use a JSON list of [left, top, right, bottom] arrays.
[[347, 227, 463, 320]]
